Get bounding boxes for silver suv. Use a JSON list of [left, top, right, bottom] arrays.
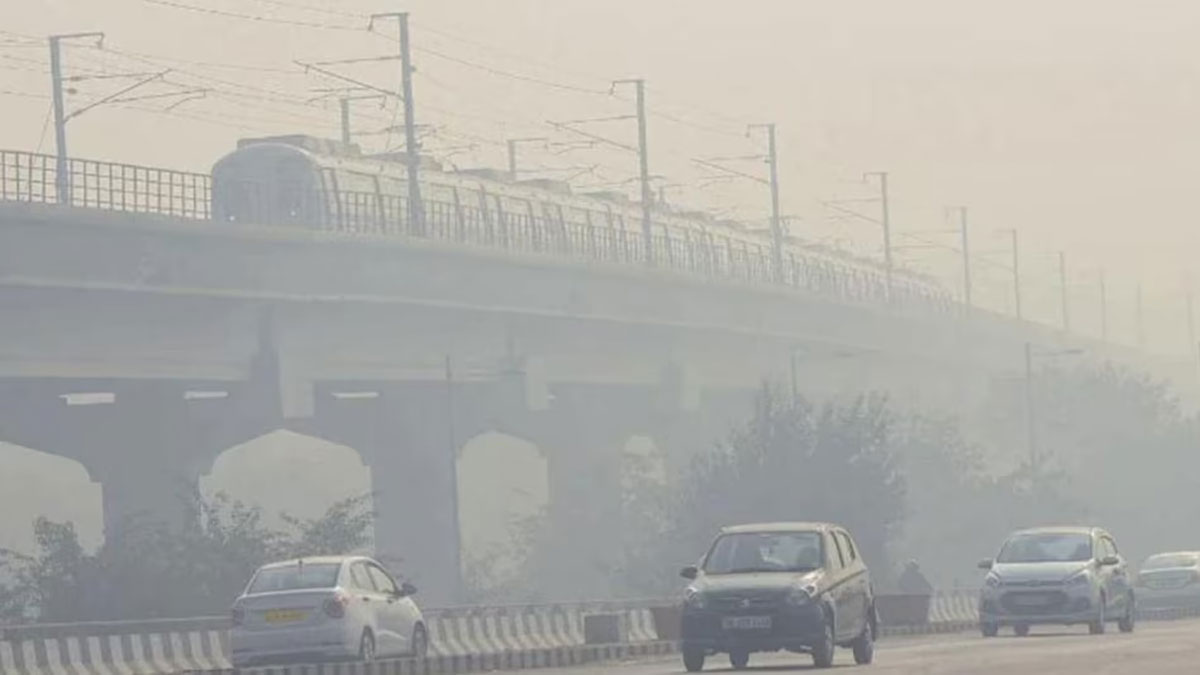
[[977, 527, 1135, 637]]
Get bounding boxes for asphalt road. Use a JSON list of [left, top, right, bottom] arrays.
[[539, 620, 1200, 675]]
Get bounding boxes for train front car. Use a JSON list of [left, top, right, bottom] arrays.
[[210, 136, 339, 229]]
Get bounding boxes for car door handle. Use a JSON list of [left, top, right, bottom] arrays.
[[361, 596, 371, 601]]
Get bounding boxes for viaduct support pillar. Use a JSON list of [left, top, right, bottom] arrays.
[[302, 383, 484, 606]]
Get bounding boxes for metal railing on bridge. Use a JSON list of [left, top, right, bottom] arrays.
[[0, 150, 211, 220], [1, 149, 955, 315]]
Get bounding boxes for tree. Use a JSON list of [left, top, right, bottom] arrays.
[[615, 386, 907, 597], [0, 492, 375, 623]]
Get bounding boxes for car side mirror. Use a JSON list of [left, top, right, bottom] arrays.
[[399, 582, 418, 597], [977, 559, 994, 570], [1099, 556, 1120, 567], [680, 565, 699, 580]]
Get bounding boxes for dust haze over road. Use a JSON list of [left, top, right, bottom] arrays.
[[3, 3, 1200, 662]]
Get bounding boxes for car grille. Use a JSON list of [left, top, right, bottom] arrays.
[[709, 590, 785, 612], [1001, 579, 1064, 588], [1000, 591, 1070, 615]]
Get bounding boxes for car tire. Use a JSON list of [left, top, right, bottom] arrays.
[[1089, 596, 1106, 635], [682, 646, 706, 672], [980, 623, 999, 638], [812, 612, 836, 669], [851, 614, 875, 665], [1118, 594, 1135, 633], [359, 630, 376, 663], [1014, 624, 1030, 637], [729, 650, 750, 670], [411, 624, 429, 658]]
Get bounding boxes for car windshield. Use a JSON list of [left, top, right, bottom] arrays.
[[996, 533, 1093, 563], [1142, 554, 1199, 570], [704, 531, 823, 574], [248, 563, 341, 593]]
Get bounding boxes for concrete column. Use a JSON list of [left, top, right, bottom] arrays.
[[303, 383, 471, 606], [522, 384, 655, 600]]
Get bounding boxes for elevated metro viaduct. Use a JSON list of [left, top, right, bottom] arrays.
[[0, 197, 1179, 604]]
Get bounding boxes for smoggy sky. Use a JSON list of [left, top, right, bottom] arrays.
[[4, 0, 1199, 350]]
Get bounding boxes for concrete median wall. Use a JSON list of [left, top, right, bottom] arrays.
[[4, 593, 1199, 675]]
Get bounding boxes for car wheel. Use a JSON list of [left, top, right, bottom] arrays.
[[852, 614, 875, 665], [411, 624, 429, 658], [682, 646, 706, 672], [980, 623, 999, 638], [1118, 594, 1135, 633], [811, 612, 836, 669], [359, 630, 376, 663], [1014, 624, 1030, 637], [1089, 596, 1106, 635], [729, 650, 750, 670]]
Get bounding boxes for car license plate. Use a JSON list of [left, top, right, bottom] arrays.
[[1011, 595, 1050, 607], [263, 609, 307, 624], [722, 616, 771, 630]]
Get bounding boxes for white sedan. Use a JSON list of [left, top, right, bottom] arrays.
[[1136, 552, 1200, 610], [230, 556, 428, 667]]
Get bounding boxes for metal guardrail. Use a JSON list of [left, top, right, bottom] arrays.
[[0, 149, 957, 315]]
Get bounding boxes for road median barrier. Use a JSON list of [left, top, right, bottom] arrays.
[[7, 592, 1200, 674]]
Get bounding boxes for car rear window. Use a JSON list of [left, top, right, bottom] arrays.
[[1142, 554, 1199, 570], [248, 563, 341, 593]]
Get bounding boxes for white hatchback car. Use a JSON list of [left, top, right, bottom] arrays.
[[978, 527, 1135, 637], [230, 556, 428, 667]]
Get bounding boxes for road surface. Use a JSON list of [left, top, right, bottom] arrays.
[[545, 620, 1200, 674]]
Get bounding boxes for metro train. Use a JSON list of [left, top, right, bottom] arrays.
[[210, 134, 951, 308]]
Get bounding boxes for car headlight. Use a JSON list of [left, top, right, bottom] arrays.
[[984, 573, 1001, 588], [1065, 571, 1090, 587], [787, 583, 819, 606], [684, 587, 707, 610]]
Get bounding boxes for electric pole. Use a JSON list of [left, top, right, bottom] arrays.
[[1188, 291, 1197, 371], [338, 94, 385, 146], [959, 207, 972, 307], [1058, 251, 1069, 332], [1010, 229, 1022, 320], [749, 123, 783, 282], [865, 172, 894, 297], [1136, 283, 1145, 350], [505, 137, 547, 181], [340, 98, 351, 145], [370, 12, 423, 234], [613, 79, 653, 264], [1100, 270, 1109, 341], [49, 32, 104, 204], [1024, 341, 1038, 479]]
